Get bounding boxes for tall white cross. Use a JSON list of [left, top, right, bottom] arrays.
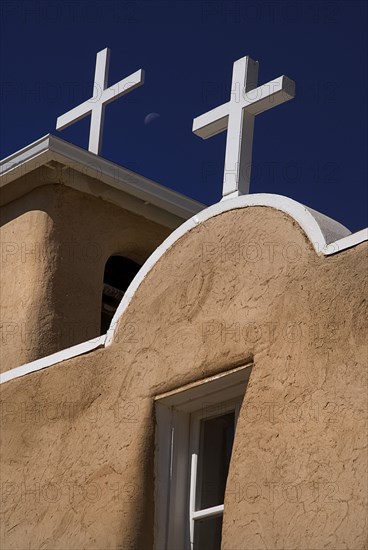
[[56, 48, 144, 155], [192, 56, 295, 199]]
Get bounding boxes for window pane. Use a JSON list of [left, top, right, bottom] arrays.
[[196, 411, 235, 509], [194, 515, 223, 550]]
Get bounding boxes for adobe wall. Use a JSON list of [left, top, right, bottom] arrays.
[[0, 206, 367, 549], [0, 178, 170, 372]]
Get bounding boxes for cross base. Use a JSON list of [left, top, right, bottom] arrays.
[[221, 190, 244, 201]]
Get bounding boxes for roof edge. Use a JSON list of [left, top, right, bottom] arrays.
[[0, 134, 206, 224]]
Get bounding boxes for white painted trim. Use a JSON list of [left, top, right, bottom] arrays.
[[1, 194, 366, 385], [0, 134, 52, 175], [154, 363, 252, 550], [188, 400, 239, 548], [0, 134, 206, 226], [0, 335, 105, 384], [192, 504, 224, 520], [155, 362, 253, 412], [189, 451, 198, 549], [105, 193, 355, 346], [324, 228, 368, 255]]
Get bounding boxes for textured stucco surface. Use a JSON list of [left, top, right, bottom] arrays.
[[0, 180, 170, 372], [0, 206, 367, 549]]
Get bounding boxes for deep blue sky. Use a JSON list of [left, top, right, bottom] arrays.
[[1, 0, 367, 232]]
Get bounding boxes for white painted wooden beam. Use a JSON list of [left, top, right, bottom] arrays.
[[193, 56, 295, 198], [56, 48, 144, 155]]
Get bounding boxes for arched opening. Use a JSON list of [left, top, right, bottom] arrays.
[[100, 255, 141, 334]]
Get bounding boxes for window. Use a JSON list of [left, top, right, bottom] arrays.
[[189, 399, 240, 549], [154, 362, 252, 550], [100, 256, 141, 334]]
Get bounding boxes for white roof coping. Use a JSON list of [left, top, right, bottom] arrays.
[[0, 336, 106, 385], [106, 193, 355, 345], [0, 134, 206, 228], [1, 193, 366, 386]]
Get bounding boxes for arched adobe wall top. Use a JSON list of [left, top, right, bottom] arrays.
[[1, 193, 367, 384], [105, 193, 354, 346], [304, 204, 351, 245], [216, 194, 351, 247]]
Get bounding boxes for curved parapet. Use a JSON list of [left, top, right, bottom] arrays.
[[2, 193, 366, 384], [105, 193, 353, 346]]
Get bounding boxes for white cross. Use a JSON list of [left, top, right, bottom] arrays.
[[192, 56, 295, 199], [56, 48, 144, 155]]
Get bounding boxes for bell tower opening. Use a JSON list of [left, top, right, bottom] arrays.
[[100, 255, 141, 334]]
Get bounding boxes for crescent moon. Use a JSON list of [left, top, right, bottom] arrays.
[[144, 112, 160, 125]]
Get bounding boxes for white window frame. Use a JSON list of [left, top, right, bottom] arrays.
[[188, 398, 241, 543], [154, 362, 252, 550]]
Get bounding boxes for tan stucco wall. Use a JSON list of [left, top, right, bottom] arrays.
[[0, 206, 367, 549], [0, 180, 170, 372]]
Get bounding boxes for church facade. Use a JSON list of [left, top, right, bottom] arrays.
[[1, 134, 367, 549], [1, 46, 367, 550]]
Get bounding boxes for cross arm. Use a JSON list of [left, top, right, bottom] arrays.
[[56, 69, 145, 131], [244, 76, 295, 116], [56, 100, 94, 131], [102, 69, 145, 106], [192, 102, 230, 139]]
